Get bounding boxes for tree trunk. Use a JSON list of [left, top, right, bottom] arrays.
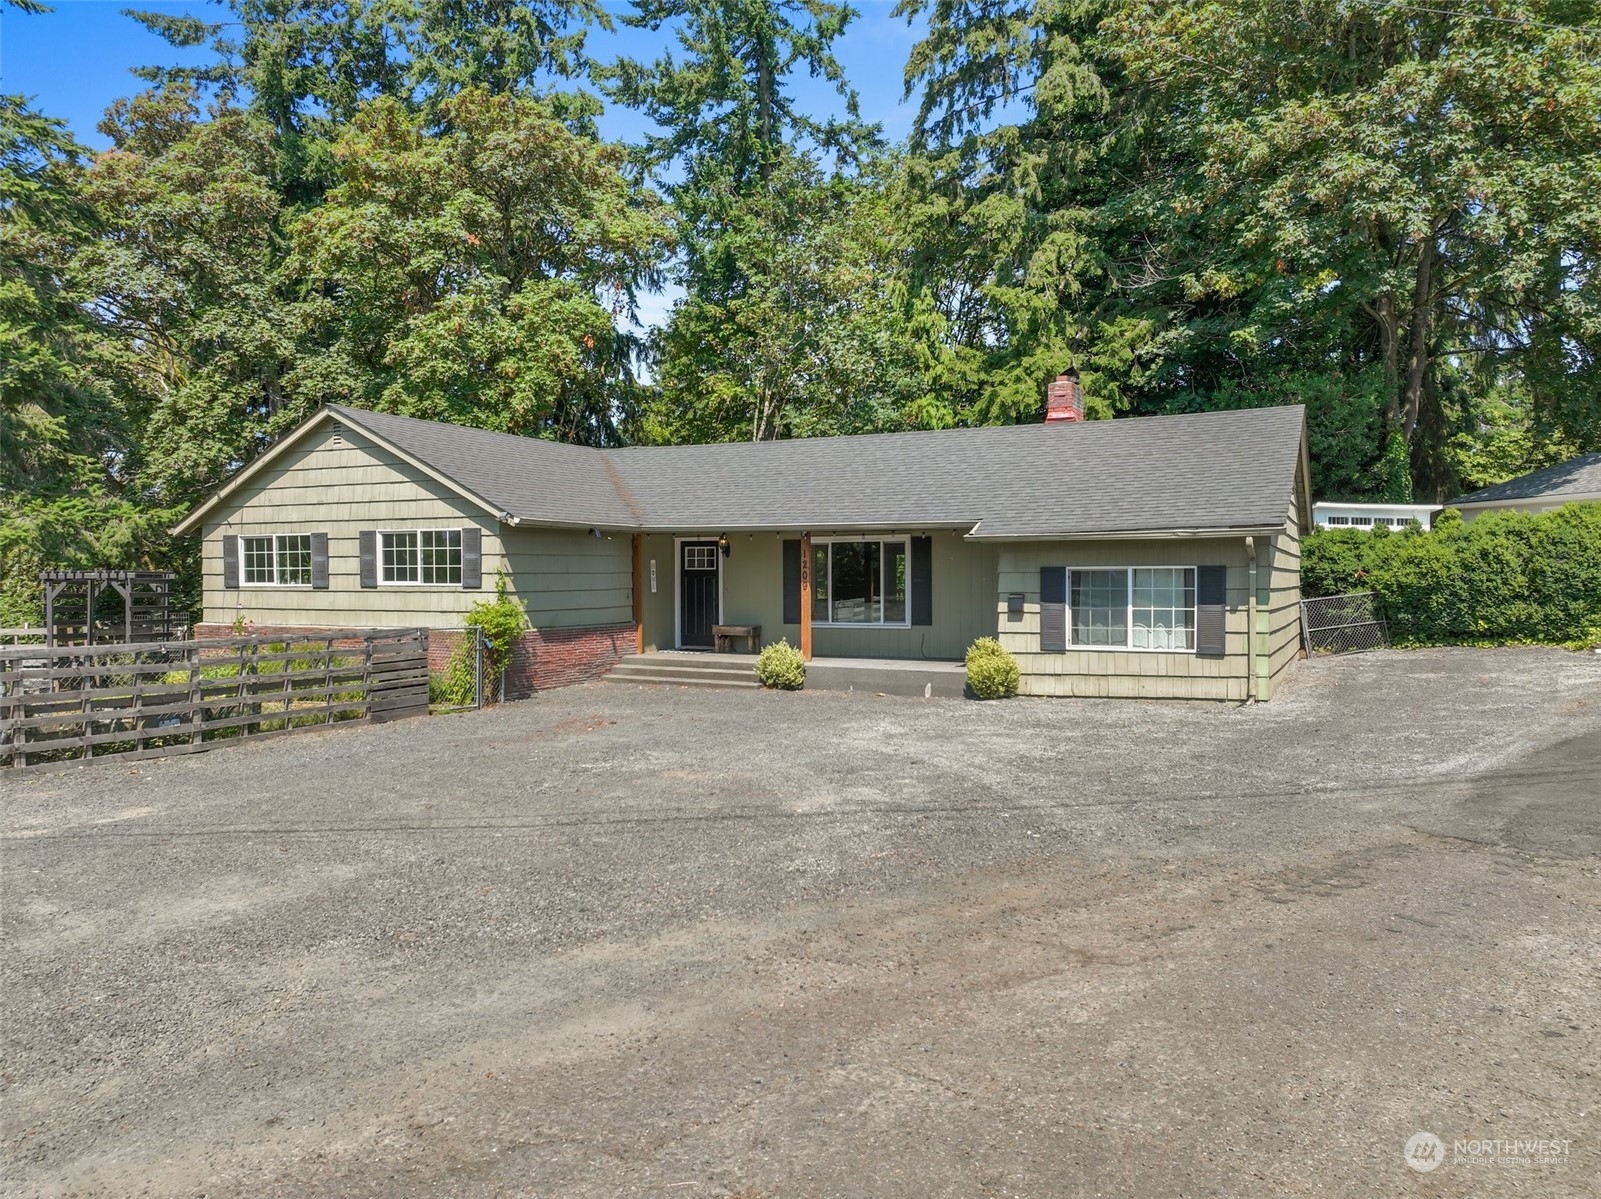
[[1400, 234, 1436, 443], [1376, 287, 1400, 425], [756, 49, 775, 182], [753, 387, 779, 441]]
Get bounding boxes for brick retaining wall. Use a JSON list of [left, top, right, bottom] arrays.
[[502, 622, 635, 698], [196, 621, 635, 700]]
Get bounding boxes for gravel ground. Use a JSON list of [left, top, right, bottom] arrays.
[[3, 646, 1600, 1198]]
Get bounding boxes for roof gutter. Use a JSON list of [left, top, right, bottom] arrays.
[[631, 521, 979, 536], [966, 525, 1288, 542]]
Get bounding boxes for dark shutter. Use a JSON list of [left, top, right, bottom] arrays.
[[911, 536, 933, 626], [222, 535, 240, 590], [782, 539, 801, 624], [310, 533, 329, 589], [461, 527, 482, 589], [1040, 566, 1068, 652], [359, 530, 378, 589], [1196, 565, 1227, 656]]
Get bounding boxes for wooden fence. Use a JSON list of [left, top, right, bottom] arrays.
[[0, 628, 429, 773]]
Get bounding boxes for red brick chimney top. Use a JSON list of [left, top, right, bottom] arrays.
[[1046, 371, 1084, 423]]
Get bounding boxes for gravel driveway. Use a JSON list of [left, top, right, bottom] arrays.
[[3, 647, 1600, 1198]]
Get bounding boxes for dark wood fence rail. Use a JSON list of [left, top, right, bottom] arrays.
[[0, 628, 429, 773]]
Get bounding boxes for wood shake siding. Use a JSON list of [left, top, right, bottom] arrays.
[[200, 423, 631, 630], [997, 539, 1255, 701], [1262, 495, 1303, 698], [500, 528, 631, 628]]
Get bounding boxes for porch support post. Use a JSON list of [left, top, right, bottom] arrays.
[[631, 534, 644, 653], [799, 531, 813, 661]]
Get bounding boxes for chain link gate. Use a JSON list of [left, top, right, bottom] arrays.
[[1300, 591, 1391, 655]]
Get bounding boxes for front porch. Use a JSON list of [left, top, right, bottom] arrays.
[[605, 650, 967, 698], [629, 530, 1000, 664]]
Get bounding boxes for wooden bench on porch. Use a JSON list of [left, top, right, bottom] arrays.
[[712, 624, 762, 653]]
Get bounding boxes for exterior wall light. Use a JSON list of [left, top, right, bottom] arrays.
[[718, 533, 731, 558]]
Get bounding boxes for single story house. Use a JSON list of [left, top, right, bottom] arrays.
[[172, 386, 1311, 701], [1311, 502, 1438, 531], [1448, 453, 1601, 520]]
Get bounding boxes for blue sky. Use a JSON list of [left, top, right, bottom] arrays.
[[0, 0, 928, 150], [1, 1, 929, 335]]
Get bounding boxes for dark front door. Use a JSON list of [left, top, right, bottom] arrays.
[[679, 541, 720, 647]]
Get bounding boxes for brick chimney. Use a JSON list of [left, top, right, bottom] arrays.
[[1045, 370, 1084, 423]]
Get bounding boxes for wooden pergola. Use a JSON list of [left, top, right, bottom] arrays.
[[40, 570, 180, 646]]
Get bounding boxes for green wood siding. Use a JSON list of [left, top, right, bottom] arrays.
[[499, 528, 631, 629], [997, 540, 1256, 701], [1263, 494, 1304, 698], [201, 423, 630, 629]]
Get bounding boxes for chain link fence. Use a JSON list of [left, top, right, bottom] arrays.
[[1301, 591, 1391, 655]]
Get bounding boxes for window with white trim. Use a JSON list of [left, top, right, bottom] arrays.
[[380, 529, 462, 584], [1131, 567, 1196, 650], [1071, 569, 1127, 646], [1070, 567, 1196, 651], [810, 539, 909, 626], [241, 534, 313, 585], [1326, 515, 1350, 526], [683, 544, 718, 570]]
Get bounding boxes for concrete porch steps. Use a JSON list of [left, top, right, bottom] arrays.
[[603, 653, 761, 690]]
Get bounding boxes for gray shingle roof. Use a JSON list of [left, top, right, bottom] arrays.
[[1450, 453, 1601, 507], [327, 405, 640, 529], [331, 403, 1306, 539]]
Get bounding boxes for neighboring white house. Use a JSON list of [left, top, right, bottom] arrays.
[[1311, 502, 1438, 531]]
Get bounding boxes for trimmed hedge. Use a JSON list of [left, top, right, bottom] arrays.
[[755, 638, 806, 689], [1302, 502, 1601, 647], [965, 636, 1020, 699]]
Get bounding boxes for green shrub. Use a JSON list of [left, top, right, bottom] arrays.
[[1302, 502, 1601, 646], [431, 637, 477, 706], [444, 572, 528, 703], [754, 639, 806, 689], [965, 636, 1019, 699]]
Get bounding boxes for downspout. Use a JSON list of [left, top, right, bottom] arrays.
[[1245, 536, 1258, 703]]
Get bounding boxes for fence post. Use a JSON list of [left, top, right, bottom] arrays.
[[474, 626, 485, 709], [235, 638, 251, 735], [2, 653, 20, 768], [189, 644, 204, 745], [80, 648, 94, 761], [132, 648, 146, 754], [324, 635, 337, 725]]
